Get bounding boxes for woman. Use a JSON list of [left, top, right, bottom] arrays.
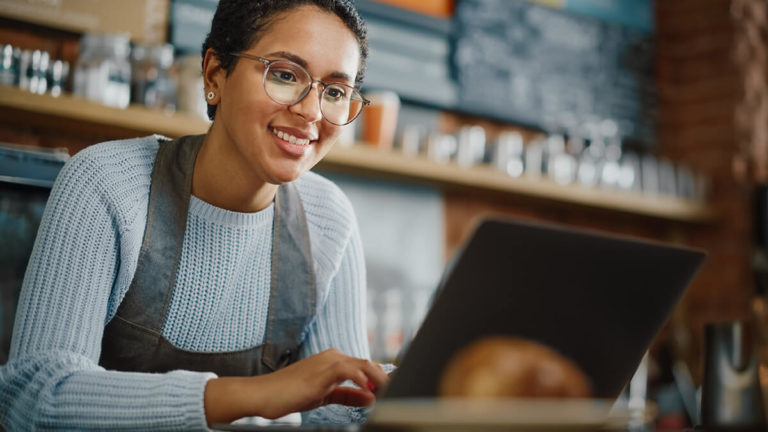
[[0, 0, 390, 429]]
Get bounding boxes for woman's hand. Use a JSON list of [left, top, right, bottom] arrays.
[[204, 349, 389, 425]]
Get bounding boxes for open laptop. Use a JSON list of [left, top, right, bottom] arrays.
[[380, 217, 705, 399], [213, 216, 706, 430]]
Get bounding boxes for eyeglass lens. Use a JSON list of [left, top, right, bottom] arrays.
[[264, 60, 364, 125]]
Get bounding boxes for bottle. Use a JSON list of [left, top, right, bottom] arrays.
[[547, 134, 577, 185], [524, 135, 546, 178], [618, 151, 641, 192], [600, 143, 622, 190], [175, 54, 208, 120], [493, 131, 524, 177], [48, 60, 69, 98], [700, 321, 766, 430], [29, 50, 49, 95], [74, 34, 131, 108], [0, 44, 15, 86], [149, 44, 177, 111], [17, 49, 32, 91], [381, 287, 404, 362], [132, 44, 176, 110], [130, 44, 150, 105], [426, 133, 457, 164], [399, 124, 426, 157], [73, 34, 96, 99], [640, 154, 660, 196], [456, 125, 486, 168], [658, 158, 677, 197], [577, 135, 603, 188], [102, 34, 131, 108]]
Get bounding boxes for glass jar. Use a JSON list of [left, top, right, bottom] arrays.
[[129, 43, 151, 105], [0, 44, 16, 86], [73, 33, 131, 108], [131, 43, 177, 111], [175, 54, 208, 120]]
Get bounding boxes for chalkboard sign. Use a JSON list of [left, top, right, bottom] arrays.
[[454, 0, 656, 146]]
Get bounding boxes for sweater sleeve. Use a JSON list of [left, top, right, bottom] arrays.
[[0, 150, 214, 431], [299, 218, 372, 425]]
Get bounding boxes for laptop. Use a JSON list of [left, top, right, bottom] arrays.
[[213, 216, 706, 430]]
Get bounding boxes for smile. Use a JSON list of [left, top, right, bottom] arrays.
[[271, 128, 312, 146]]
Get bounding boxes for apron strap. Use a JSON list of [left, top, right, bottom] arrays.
[[114, 134, 204, 332], [262, 182, 317, 370]]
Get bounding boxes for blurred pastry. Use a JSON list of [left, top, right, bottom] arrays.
[[439, 337, 592, 398]]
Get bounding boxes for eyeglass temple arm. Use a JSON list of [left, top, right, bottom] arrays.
[[230, 52, 269, 66]]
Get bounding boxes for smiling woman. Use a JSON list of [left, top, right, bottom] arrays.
[[0, 1, 390, 431]]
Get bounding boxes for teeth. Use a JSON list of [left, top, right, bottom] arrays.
[[272, 128, 310, 145]]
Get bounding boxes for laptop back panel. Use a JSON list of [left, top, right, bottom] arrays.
[[382, 218, 705, 399]]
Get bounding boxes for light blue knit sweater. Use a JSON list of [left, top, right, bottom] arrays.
[[0, 136, 373, 431]]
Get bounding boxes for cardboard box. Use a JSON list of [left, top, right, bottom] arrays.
[[370, 0, 454, 18], [0, 0, 169, 44]]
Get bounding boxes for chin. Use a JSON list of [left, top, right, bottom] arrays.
[[268, 166, 307, 185]]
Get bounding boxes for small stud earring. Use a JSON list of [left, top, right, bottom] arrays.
[[207, 91, 215, 100]]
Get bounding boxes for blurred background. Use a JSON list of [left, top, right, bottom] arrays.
[[1, 0, 767, 429]]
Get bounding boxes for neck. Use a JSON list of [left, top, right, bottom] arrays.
[[192, 133, 278, 213]]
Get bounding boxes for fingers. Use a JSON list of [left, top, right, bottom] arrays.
[[330, 356, 388, 393], [318, 350, 389, 395], [359, 359, 388, 392], [347, 369, 370, 394], [325, 386, 376, 407]]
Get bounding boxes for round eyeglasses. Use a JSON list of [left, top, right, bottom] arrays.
[[231, 52, 369, 126]]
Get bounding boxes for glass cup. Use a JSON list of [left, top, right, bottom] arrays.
[[362, 91, 400, 150]]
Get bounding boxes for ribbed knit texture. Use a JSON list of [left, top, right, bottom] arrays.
[[0, 136, 373, 431]]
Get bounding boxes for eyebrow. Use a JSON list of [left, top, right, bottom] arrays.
[[263, 50, 354, 83]]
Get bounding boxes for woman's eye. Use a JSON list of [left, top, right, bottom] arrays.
[[270, 69, 297, 84], [324, 87, 347, 101]]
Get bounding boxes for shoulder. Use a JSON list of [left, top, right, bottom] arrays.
[[66, 135, 161, 170], [55, 135, 161, 227], [60, 135, 161, 185]]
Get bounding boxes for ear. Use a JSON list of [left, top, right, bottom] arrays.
[[203, 48, 226, 104]]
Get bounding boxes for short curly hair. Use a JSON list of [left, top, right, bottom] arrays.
[[201, 0, 368, 120]]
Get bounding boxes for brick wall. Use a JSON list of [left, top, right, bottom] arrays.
[[657, 0, 752, 343]]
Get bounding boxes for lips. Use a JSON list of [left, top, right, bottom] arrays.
[[270, 127, 317, 157], [271, 127, 312, 145]]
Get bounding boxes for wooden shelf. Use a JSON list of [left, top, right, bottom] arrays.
[[319, 145, 716, 223], [0, 85, 210, 138], [0, 85, 716, 222]]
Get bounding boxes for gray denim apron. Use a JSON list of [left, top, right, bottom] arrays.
[[100, 134, 316, 376]]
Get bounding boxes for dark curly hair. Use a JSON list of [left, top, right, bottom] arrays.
[[201, 0, 368, 120]]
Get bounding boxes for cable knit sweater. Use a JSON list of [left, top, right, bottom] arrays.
[[0, 136, 373, 431]]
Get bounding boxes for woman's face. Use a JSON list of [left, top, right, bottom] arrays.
[[211, 5, 361, 185]]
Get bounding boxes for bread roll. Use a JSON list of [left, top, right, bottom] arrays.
[[439, 337, 592, 398]]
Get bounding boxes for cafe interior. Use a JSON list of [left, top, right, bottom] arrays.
[[0, 0, 767, 430]]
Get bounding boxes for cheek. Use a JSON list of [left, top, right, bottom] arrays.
[[225, 74, 276, 123], [320, 124, 343, 143]]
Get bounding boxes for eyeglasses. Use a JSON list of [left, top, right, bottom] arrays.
[[231, 52, 369, 126]]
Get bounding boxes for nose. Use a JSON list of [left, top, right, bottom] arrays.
[[289, 82, 323, 123]]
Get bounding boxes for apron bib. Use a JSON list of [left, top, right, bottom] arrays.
[[100, 134, 316, 375]]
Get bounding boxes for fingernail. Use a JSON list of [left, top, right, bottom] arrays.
[[367, 381, 375, 391]]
